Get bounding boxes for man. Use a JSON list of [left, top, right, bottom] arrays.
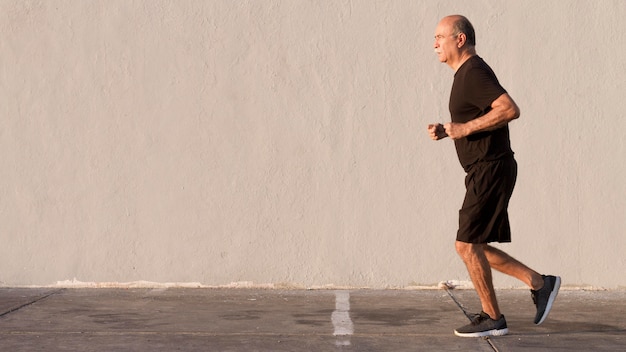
[[427, 15, 560, 337]]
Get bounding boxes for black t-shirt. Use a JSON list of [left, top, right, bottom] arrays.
[[449, 56, 514, 171]]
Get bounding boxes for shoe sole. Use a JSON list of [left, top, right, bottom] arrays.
[[536, 276, 561, 325], [454, 328, 509, 337]]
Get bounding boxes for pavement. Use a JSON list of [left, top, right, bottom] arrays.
[[0, 287, 624, 351]]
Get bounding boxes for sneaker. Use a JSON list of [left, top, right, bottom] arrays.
[[454, 311, 508, 337], [531, 275, 561, 325]]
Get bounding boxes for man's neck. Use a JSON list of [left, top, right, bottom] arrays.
[[449, 48, 477, 72]]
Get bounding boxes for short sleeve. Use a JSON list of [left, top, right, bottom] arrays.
[[464, 67, 507, 112]]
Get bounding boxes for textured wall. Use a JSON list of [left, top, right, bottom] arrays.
[[1, 0, 625, 288]]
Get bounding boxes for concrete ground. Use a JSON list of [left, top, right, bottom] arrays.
[[0, 287, 624, 351]]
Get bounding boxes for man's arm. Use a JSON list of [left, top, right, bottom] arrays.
[[443, 93, 520, 140]]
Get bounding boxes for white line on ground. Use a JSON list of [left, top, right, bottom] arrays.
[[331, 290, 354, 346]]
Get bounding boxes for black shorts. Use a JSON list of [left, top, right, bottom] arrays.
[[457, 157, 517, 244]]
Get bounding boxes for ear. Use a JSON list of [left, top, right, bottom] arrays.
[[457, 33, 467, 48]]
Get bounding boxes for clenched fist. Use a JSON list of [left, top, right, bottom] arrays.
[[427, 123, 448, 140]]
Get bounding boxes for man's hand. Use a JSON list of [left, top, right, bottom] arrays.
[[427, 123, 448, 140], [442, 122, 470, 140]]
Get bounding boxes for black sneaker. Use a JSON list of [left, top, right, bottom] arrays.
[[531, 275, 561, 325], [454, 311, 508, 337]]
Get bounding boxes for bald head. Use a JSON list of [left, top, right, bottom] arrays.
[[445, 15, 476, 47], [434, 15, 477, 70]]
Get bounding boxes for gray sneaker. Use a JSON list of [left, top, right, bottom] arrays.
[[454, 311, 508, 337], [531, 275, 561, 324]]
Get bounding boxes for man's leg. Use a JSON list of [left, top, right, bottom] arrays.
[[483, 245, 544, 290], [483, 244, 561, 325], [455, 241, 501, 320]]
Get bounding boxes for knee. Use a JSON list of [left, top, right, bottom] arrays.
[[455, 241, 470, 258], [455, 241, 482, 261]]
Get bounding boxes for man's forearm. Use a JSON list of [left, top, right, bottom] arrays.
[[465, 109, 514, 134], [464, 93, 520, 135]]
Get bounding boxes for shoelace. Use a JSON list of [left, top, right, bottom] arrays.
[[469, 311, 491, 324]]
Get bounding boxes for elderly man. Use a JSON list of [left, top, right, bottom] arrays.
[[427, 15, 560, 337]]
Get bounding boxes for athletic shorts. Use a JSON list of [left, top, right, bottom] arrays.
[[457, 157, 517, 244]]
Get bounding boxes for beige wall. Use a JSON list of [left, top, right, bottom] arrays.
[[1, 0, 625, 288]]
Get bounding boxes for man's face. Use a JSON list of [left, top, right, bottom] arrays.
[[433, 19, 458, 64]]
